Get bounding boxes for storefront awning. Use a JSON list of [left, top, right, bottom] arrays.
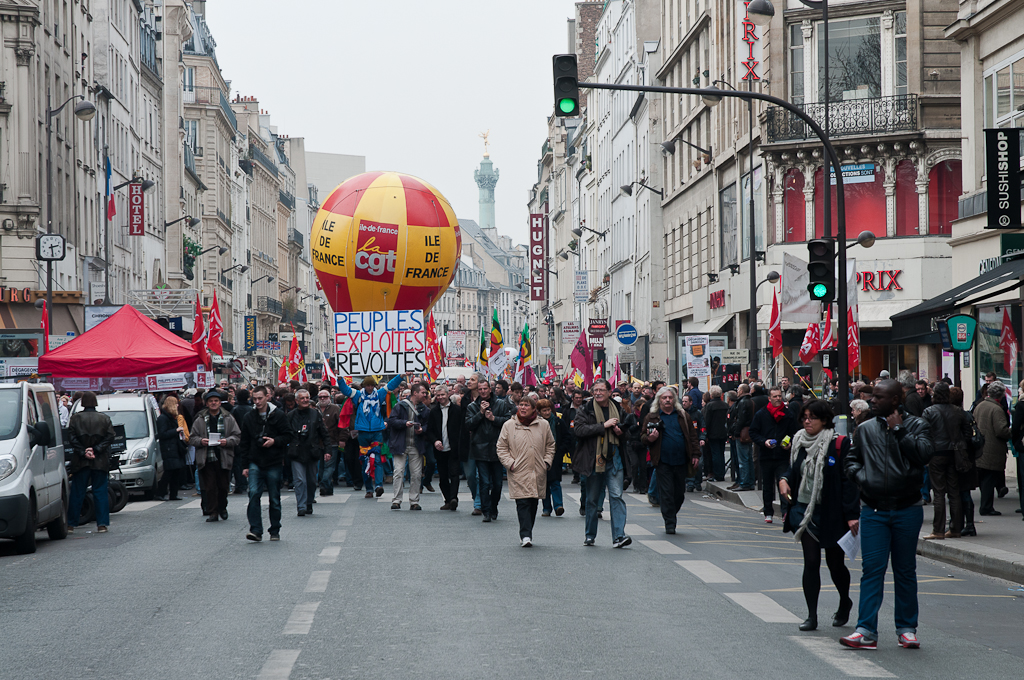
[[696, 315, 732, 334], [890, 257, 1024, 342]]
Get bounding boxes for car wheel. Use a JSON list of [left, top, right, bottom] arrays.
[[141, 474, 158, 501], [14, 493, 37, 554], [47, 486, 69, 541], [80, 490, 96, 524], [109, 480, 129, 513]]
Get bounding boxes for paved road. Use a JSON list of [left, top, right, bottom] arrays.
[[1, 479, 1022, 679]]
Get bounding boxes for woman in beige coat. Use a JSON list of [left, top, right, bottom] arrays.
[[497, 395, 556, 547]]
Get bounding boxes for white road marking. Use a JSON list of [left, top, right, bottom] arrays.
[[624, 523, 654, 536], [120, 500, 163, 512], [337, 515, 354, 526], [177, 499, 203, 510], [724, 593, 802, 623], [328, 530, 347, 543], [564, 492, 581, 503], [256, 650, 301, 680], [674, 560, 741, 584], [305, 571, 331, 593], [628, 493, 650, 502], [315, 494, 349, 503], [789, 637, 896, 677], [639, 539, 691, 555], [283, 602, 320, 634], [319, 546, 342, 564], [690, 499, 742, 513]]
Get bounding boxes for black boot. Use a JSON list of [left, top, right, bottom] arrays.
[[962, 505, 977, 537], [832, 597, 853, 627], [799, 616, 818, 631]]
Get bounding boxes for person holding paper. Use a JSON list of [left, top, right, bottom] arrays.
[[189, 390, 241, 523], [778, 399, 859, 633]]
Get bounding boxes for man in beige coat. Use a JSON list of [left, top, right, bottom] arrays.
[[973, 381, 1010, 516], [497, 395, 555, 547]]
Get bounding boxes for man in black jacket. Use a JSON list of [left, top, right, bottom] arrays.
[[426, 384, 463, 511], [748, 387, 799, 524], [465, 380, 512, 522], [682, 394, 704, 492], [66, 392, 116, 533], [239, 386, 293, 542], [230, 389, 255, 494], [841, 380, 933, 651], [288, 389, 329, 517], [728, 384, 756, 491], [701, 386, 729, 482]]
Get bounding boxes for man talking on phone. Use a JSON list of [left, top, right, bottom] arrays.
[[238, 386, 293, 542]]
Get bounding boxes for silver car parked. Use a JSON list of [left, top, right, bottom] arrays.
[[72, 394, 163, 499]]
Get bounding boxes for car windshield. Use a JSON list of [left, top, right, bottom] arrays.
[[105, 411, 150, 440], [0, 390, 22, 440]]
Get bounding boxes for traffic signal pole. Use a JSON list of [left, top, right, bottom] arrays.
[[571, 78, 850, 416]]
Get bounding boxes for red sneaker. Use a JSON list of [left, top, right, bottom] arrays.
[[840, 633, 877, 650], [897, 632, 920, 649]]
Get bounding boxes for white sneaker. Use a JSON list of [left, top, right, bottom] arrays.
[[521, 537, 533, 547], [764, 514, 773, 524]]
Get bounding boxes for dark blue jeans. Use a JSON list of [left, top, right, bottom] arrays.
[[463, 459, 481, 509], [706, 439, 726, 481], [543, 479, 563, 513], [247, 464, 283, 537], [855, 504, 924, 639], [68, 468, 109, 528], [476, 460, 505, 518]]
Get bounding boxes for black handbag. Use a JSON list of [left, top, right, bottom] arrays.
[[965, 414, 985, 459]]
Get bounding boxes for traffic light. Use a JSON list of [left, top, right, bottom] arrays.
[[552, 54, 579, 116], [806, 238, 835, 303]]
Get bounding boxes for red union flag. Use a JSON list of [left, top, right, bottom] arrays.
[[128, 183, 145, 235], [1000, 307, 1018, 375], [798, 322, 820, 364], [529, 213, 547, 301]]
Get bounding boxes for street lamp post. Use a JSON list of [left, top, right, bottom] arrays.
[[576, 80, 849, 414], [44, 90, 95, 334], [713, 77, 760, 381]]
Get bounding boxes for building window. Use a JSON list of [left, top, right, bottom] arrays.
[[740, 166, 766, 260], [814, 164, 886, 239], [895, 160, 919, 236], [984, 54, 1024, 135], [783, 169, 805, 243], [790, 23, 804, 105], [719, 183, 738, 270], [894, 11, 907, 96], [818, 17, 881, 102], [929, 160, 962, 235]]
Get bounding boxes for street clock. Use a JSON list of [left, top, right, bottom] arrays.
[[36, 234, 66, 261]]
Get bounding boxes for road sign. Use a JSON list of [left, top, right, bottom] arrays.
[[561, 322, 580, 345], [721, 348, 749, 363], [616, 323, 638, 345], [618, 348, 637, 362]]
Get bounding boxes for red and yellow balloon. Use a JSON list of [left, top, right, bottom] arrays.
[[310, 171, 462, 313]]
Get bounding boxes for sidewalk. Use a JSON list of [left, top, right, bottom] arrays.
[[704, 479, 1024, 585]]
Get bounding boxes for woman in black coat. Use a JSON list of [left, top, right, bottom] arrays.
[[778, 399, 859, 632], [156, 396, 187, 500]]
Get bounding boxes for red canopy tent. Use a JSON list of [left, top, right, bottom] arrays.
[[39, 305, 208, 377]]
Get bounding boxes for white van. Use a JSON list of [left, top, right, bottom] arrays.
[[0, 382, 69, 554], [72, 394, 163, 499]]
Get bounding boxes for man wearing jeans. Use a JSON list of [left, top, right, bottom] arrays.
[[238, 386, 293, 542], [842, 379, 933, 650], [465, 380, 512, 522], [573, 379, 632, 548], [728, 384, 756, 491], [340, 374, 405, 497]]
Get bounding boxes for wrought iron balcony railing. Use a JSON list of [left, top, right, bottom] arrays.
[[765, 94, 918, 143], [257, 296, 283, 316]]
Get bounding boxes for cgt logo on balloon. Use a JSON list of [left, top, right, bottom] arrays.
[[354, 219, 400, 283], [334, 310, 426, 375]]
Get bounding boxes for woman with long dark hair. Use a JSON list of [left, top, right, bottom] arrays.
[[778, 399, 860, 632]]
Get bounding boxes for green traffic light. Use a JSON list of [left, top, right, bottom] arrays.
[[811, 283, 828, 299], [559, 98, 577, 114]]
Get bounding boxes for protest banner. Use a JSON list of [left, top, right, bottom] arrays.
[[333, 310, 427, 375]]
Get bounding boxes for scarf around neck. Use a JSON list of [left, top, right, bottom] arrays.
[[789, 428, 833, 541], [767, 402, 788, 422], [517, 412, 537, 426], [594, 399, 620, 474]]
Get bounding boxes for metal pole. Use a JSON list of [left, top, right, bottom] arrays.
[[747, 80, 757, 381], [576, 79, 849, 415], [822, 0, 831, 242], [103, 140, 112, 305], [45, 89, 54, 339]]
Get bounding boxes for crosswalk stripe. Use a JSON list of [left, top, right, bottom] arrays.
[[256, 650, 300, 680], [789, 637, 896, 677], [689, 499, 742, 513], [282, 602, 320, 635], [318, 546, 341, 564], [624, 523, 654, 536], [305, 571, 331, 593], [177, 499, 203, 510], [639, 539, 691, 555], [674, 560, 741, 583], [315, 495, 349, 503], [120, 500, 163, 512], [724, 593, 802, 623], [328, 530, 347, 543]]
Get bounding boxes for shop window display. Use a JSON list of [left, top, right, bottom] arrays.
[[928, 160, 961, 235]]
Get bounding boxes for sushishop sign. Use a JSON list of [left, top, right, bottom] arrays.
[[985, 128, 1021, 230]]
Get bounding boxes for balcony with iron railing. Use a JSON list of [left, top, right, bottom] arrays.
[[182, 86, 238, 131], [257, 296, 283, 316], [282, 308, 307, 327], [184, 143, 197, 176], [279, 190, 295, 212], [764, 94, 919, 144], [287, 228, 303, 249], [248, 144, 279, 178]]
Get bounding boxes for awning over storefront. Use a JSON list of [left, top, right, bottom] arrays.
[[890, 257, 1024, 342], [0, 303, 81, 335], [696, 315, 732, 334]]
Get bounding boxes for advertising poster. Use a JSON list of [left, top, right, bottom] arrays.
[[333, 310, 426, 375], [447, 330, 467, 359], [685, 335, 711, 378]]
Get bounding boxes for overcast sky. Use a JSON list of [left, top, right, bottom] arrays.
[[204, 0, 580, 245]]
